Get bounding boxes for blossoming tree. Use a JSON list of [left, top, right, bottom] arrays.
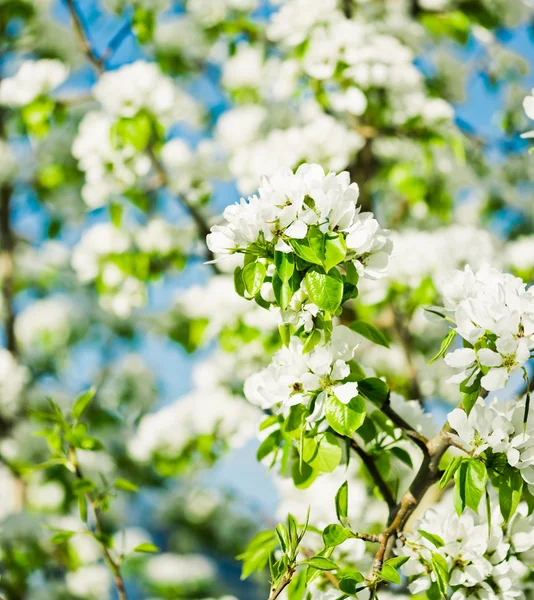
[[2, 0, 534, 599]]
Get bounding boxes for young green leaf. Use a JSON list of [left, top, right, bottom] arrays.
[[440, 456, 463, 490], [72, 387, 96, 420], [242, 261, 267, 297], [322, 524, 350, 547], [114, 478, 138, 493], [357, 377, 389, 407], [418, 529, 445, 548], [325, 394, 366, 437], [323, 233, 346, 273], [301, 556, 337, 570], [275, 251, 295, 282], [134, 543, 160, 553], [350, 321, 390, 348], [304, 268, 343, 313], [335, 480, 349, 521], [429, 329, 456, 365]]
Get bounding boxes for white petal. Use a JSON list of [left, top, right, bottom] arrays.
[[477, 348, 502, 367], [333, 382, 358, 404], [481, 367, 509, 391], [444, 348, 476, 368], [284, 220, 307, 239]]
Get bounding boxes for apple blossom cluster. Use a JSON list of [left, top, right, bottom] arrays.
[[129, 386, 260, 470], [170, 274, 277, 345], [216, 104, 364, 194], [72, 60, 201, 207], [207, 163, 392, 278], [0, 59, 68, 107], [267, 0, 453, 126], [440, 265, 534, 392], [448, 397, 534, 492], [244, 325, 361, 426], [398, 498, 534, 599], [71, 221, 192, 317]]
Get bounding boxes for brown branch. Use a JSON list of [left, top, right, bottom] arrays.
[[268, 568, 295, 600], [369, 423, 453, 579], [65, 9, 219, 270], [349, 438, 396, 511], [380, 398, 430, 458]]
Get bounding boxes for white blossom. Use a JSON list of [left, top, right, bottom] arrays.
[[398, 496, 534, 599], [93, 60, 200, 127], [207, 163, 391, 279], [244, 325, 360, 424], [129, 387, 259, 463], [66, 565, 111, 599], [448, 396, 534, 491], [440, 264, 534, 392], [0, 59, 68, 106]]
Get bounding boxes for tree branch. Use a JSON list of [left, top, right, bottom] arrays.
[[64, 0, 103, 70], [349, 438, 397, 511], [64, 7, 219, 269]]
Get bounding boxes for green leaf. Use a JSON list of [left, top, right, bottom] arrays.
[[323, 233, 346, 273], [273, 272, 299, 310], [301, 556, 337, 571], [378, 563, 400, 584], [390, 446, 413, 468], [302, 329, 322, 354], [385, 556, 409, 569], [304, 268, 343, 313], [325, 394, 366, 437], [431, 552, 449, 596], [279, 323, 292, 347], [257, 431, 281, 462], [289, 226, 325, 265], [134, 543, 160, 553], [234, 266, 246, 298], [357, 377, 389, 407], [73, 478, 95, 495], [335, 481, 348, 521], [350, 321, 390, 348], [455, 458, 487, 514], [50, 530, 75, 544], [72, 387, 96, 420], [238, 530, 277, 579], [275, 251, 295, 282], [109, 202, 123, 228], [275, 523, 289, 553], [110, 113, 152, 151], [418, 529, 445, 548], [301, 433, 341, 473], [322, 524, 350, 547], [498, 469, 523, 522], [338, 573, 365, 595], [440, 456, 463, 490], [78, 495, 88, 523], [429, 329, 457, 365], [242, 261, 266, 298], [114, 478, 138, 493]]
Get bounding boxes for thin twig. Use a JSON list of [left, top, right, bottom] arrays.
[[64, 0, 103, 70], [100, 19, 132, 66], [69, 448, 128, 600]]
